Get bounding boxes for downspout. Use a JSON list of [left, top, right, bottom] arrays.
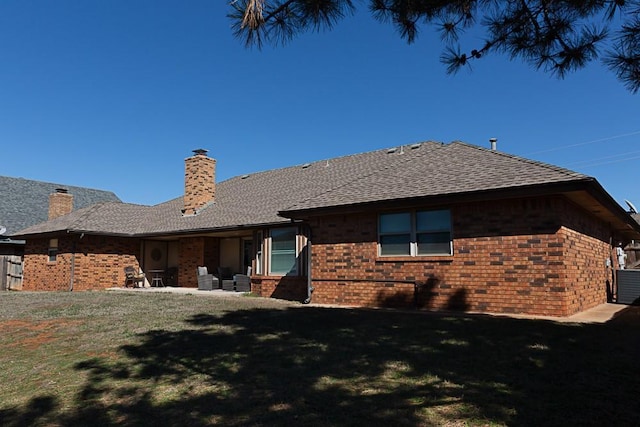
[[303, 226, 314, 304]]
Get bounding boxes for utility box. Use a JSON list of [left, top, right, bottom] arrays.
[[617, 269, 640, 305]]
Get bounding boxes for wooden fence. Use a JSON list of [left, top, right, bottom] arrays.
[[0, 255, 22, 290]]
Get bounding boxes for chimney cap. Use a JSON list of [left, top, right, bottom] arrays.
[[54, 188, 69, 194], [192, 148, 208, 156]]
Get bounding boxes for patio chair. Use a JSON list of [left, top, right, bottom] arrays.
[[234, 266, 252, 293], [165, 267, 178, 286], [124, 266, 145, 288], [196, 266, 217, 291], [217, 267, 235, 291]]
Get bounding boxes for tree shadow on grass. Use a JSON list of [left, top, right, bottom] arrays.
[[2, 306, 640, 426]]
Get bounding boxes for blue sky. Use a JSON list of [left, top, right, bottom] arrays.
[[1, 1, 638, 210]]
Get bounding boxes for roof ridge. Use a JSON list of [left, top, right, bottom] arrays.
[[449, 141, 590, 180], [219, 141, 444, 184], [283, 142, 437, 210], [0, 175, 120, 195]]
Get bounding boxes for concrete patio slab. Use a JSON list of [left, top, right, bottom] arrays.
[[561, 303, 629, 323], [107, 286, 245, 297], [106, 287, 634, 324]]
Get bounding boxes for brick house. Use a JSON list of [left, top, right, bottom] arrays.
[[0, 176, 120, 290], [13, 141, 640, 316], [0, 176, 120, 255]]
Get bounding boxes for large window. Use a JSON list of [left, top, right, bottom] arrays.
[[270, 227, 298, 275], [379, 209, 452, 256]]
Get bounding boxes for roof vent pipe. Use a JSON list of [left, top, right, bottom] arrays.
[[489, 138, 497, 151]]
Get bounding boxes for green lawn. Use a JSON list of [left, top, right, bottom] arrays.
[[0, 291, 639, 426]]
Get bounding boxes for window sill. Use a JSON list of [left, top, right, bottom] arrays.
[[257, 274, 302, 278], [376, 255, 453, 263]]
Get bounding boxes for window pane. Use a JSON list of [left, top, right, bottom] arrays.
[[271, 228, 297, 275], [416, 210, 450, 232], [271, 250, 296, 274], [380, 234, 411, 256], [380, 213, 411, 233], [417, 232, 451, 255], [271, 228, 296, 251]]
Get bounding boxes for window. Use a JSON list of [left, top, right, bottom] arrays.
[[416, 210, 452, 255], [269, 227, 298, 275], [379, 212, 411, 256], [379, 210, 452, 256], [48, 238, 58, 262]]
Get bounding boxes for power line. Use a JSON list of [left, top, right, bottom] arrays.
[[572, 154, 640, 169], [525, 130, 640, 155], [564, 150, 640, 167]]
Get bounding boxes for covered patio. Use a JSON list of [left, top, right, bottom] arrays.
[[138, 229, 256, 290]]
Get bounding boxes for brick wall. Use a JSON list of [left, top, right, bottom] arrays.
[[23, 235, 222, 291], [559, 203, 612, 314], [183, 151, 216, 215], [48, 190, 73, 220], [252, 276, 308, 301], [178, 237, 205, 288], [22, 235, 140, 291], [306, 196, 614, 317]]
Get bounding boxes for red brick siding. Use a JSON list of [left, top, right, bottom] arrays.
[[252, 276, 308, 301], [48, 192, 73, 220], [178, 237, 205, 288], [184, 153, 215, 215], [306, 196, 614, 317], [23, 235, 140, 291], [559, 202, 612, 315]]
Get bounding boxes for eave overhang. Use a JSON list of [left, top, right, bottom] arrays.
[[279, 178, 640, 241]]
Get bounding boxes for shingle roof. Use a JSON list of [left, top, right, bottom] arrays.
[[280, 141, 589, 213], [13, 141, 616, 237], [0, 176, 120, 237]]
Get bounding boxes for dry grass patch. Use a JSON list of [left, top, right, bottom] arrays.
[[0, 292, 638, 426]]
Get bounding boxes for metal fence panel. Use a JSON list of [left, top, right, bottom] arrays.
[[617, 269, 640, 305]]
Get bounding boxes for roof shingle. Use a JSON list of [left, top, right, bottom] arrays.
[[0, 176, 120, 237], [13, 141, 605, 237]]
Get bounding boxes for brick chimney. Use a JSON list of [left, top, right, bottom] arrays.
[[183, 149, 216, 216], [48, 188, 73, 220]]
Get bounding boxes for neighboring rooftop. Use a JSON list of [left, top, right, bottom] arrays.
[[0, 176, 121, 237], [12, 141, 640, 239]]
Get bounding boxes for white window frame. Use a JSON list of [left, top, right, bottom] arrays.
[[378, 209, 453, 257], [255, 231, 263, 275], [268, 227, 299, 276]]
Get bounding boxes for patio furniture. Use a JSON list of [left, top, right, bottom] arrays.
[[218, 267, 235, 291], [196, 266, 217, 291], [124, 266, 145, 288], [149, 269, 165, 287], [234, 266, 252, 292], [165, 267, 178, 286]]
